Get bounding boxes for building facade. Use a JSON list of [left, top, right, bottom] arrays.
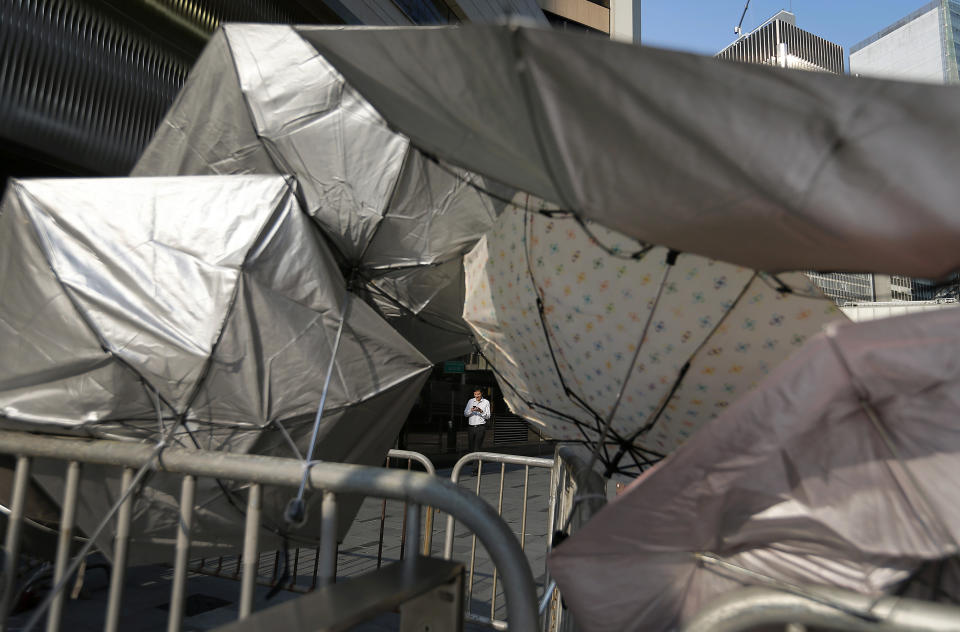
[[716, 12, 876, 304], [716, 11, 844, 73], [850, 0, 960, 84], [850, 0, 960, 300]]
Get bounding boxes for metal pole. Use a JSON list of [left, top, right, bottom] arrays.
[[399, 461, 410, 562], [289, 547, 300, 590], [1, 456, 30, 632], [105, 467, 135, 632], [491, 462, 506, 619], [467, 461, 482, 611], [520, 465, 530, 551], [386, 450, 436, 475], [404, 503, 421, 569], [386, 449, 436, 556], [318, 491, 337, 587], [47, 461, 80, 632], [239, 483, 261, 619], [444, 452, 553, 559], [310, 544, 320, 590], [376, 497, 387, 569], [422, 505, 434, 557], [167, 475, 196, 632]]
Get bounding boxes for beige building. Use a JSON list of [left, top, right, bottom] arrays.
[[535, 0, 640, 41]]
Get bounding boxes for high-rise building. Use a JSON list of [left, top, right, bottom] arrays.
[[716, 12, 876, 304], [716, 10, 844, 73], [850, 1, 960, 85], [850, 0, 960, 300]]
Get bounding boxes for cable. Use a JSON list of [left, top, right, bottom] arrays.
[[572, 214, 656, 261], [286, 288, 352, 527], [757, 272, 831, 300], [22, 396, 184, 632], [423, 151, 653, 260], [586, 249, 679, 476]]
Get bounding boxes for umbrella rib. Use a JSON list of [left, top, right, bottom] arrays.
[[472, 343, 601, 447], [354, 143, 413, 266], [521, 210, 610, 431], [422, 154, 653, 260], [586, 250, 679, 475], [358, 270, 472, 336], [825, 330, 960, 556], [759, 271, 829, 299], [607, 272, 762, 473], [181, 180, 300, 417], [572, 213, 656, 261]]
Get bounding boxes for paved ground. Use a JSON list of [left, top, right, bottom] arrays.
[[7, 462, 554, 631]]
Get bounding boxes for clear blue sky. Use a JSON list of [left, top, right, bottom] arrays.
[[641, 1, 930, 56]]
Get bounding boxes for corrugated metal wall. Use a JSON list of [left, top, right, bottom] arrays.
[[0, 0, 339, 179]]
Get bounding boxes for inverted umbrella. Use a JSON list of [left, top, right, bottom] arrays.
[[463, 203, 845, 475], [549, 307, 960, 631], [298, 23, 960, 278], [0, 175, 432, 559], [134, 24, 505, 361]]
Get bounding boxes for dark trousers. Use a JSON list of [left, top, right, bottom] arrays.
[[468, 424, 486, 454]]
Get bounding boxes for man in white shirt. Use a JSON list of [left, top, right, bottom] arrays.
[[464, 389, 491, 468]]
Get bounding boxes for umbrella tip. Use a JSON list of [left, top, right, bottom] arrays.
[[284, 497, 307, 527]]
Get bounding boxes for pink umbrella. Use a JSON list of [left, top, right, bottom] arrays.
[[549, 307, 960, 631]]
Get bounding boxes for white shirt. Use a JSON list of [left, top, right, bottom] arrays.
[[464, 397, 491, 426]]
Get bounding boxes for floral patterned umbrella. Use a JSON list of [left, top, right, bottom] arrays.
[[463, 202, 846, 475]]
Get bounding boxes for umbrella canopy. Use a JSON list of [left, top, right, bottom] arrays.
[[0, 175, 432, 558], [296, 23, 960, 278], [548, 307, 960, 631], [134, 24, 505, 362], [463, 204, 845, 474]]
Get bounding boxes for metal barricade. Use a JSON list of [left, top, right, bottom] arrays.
[[0, 430, 539, 632], [443, 451, 557, 631], [383, 449, 436, 559], [541, 446, 608, 632], [186, 448, 436, 593]]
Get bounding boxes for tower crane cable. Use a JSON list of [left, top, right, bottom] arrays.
[[735, 0, 752, 36]]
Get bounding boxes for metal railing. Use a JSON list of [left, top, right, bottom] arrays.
[[444, 451, 557, 631], [0, 430, 539, 632], [185, 448, 438, 593], [383, 449, 436, 558], [682, 585, 960, 632], [542, 446, 609, 632]]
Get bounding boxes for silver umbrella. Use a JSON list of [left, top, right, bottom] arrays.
[[134, 24, 506, 362], [0, 175, 431, 559]]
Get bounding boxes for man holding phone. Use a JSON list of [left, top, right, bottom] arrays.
[[464, 389, 491, 470]]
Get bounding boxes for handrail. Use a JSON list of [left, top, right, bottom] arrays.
[[386, 449, 436, 555], [682, 585, 960, 632], [386, 449, 436, 475], [0, 430, 539, 631], [444, 452, 553, 560]]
